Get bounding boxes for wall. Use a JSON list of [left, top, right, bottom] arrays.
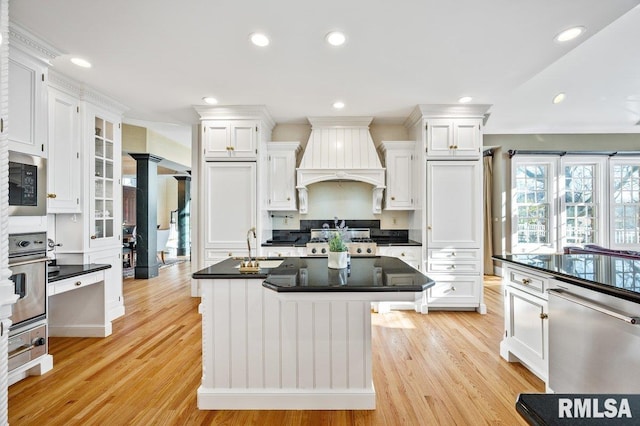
[[270, 122, 412, 230], [485, 133, 640, 259], [157, 175, 178, 229]]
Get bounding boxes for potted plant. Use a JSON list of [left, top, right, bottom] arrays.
[[328, 232, 348, 269]]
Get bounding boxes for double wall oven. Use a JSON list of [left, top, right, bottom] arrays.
[[8, 232, 48, 372]]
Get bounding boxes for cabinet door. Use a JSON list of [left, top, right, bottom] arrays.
[[48, 88, 81, 213], [427, 161, 482, 248], [88, 248, 124, 321], [453, 120, 481, 157], [202, 120, 257, 160], [268, 151, 296, 210], [230, 121, 258, 158], [385, 150, 414, 209], [8, 48, 48, 156], [90, 114, 121, 249], [203, 162, 256, 249], [504, 285, 548, 379], [425, 119, 453, 158]]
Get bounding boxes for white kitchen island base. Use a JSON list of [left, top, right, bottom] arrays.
[[197, 277, 418, 410]]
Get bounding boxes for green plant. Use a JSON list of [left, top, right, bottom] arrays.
[[328, 232, 347, 252]]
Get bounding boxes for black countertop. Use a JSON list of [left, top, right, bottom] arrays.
[[193, 256, 434, 293], [494, 254, 640, 304], [47, 264, 111, 283]]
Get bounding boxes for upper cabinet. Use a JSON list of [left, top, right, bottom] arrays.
[[47, 86, 81, 213], [202, 119, 259, 160], [8, 46, 49, 157], [379, 141, 415, 210], [267, 142, 300, 211], [425, 118, 482, 159]]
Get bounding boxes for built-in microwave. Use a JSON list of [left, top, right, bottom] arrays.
[[9, 151, 47, 216]]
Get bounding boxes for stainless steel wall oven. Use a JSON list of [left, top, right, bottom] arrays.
[[8, 232, 48, 372]]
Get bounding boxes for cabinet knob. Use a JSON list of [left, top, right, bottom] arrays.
[[453, 145, 458, 149], [451, 251, 456, 257], [75, 281, 82, 287], [90, 235, 97, 240], [427, 225, 432, 230], [540, 313, 548, 320], [521, 278, 531, 285], [287, 197, 290, 201], [401, 252, 405, 257], [228, 252, 233, 256], [449, 145, 454, 149], [47, 193, 57, 199], [448, 264, 456, 270], [391, 196, 396, 200], [450, 286, 456, 292]]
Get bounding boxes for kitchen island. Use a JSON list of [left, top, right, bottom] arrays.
[[192, 256, 434, 410]]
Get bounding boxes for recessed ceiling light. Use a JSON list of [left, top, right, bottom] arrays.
[[333, 101, 345, 109], [250, 33, 270, 47], [70, 57, 92, 68], [552, 93, 566, 104], [326, 31, 346, 46], [202, 97, 218, 105], [458, 96, 473, 104], [555, 26, 585, 42]]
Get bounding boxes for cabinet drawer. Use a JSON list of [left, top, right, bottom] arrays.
[[204, 249, 244, 263], [427, 260, 480, 274], [49, 272, 102, 296], [427, 275, 480, 305], [428, 248, 478, 260], [506, 266, 550, 298]]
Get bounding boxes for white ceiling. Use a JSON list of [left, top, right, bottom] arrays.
[[9, 0, 640, 143]]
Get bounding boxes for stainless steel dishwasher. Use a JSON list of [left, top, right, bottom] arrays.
[[548, 282, 640, 393]]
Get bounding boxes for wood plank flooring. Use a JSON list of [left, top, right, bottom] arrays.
[[8, 262, 543, 425]]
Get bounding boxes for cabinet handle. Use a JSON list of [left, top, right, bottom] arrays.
[[287, 197, 290, 201], [401, 252, 405, 257], [521, 278, 531, 285], [448, 264, 456, 270], [90, 235, 97, 240], [539, 313, 548, 320], [75, 281, 82, 287], [228, 252, 232, 256], [1, 118, 3, 133], [427, 225, 432, 230], [453, 145, 458, 149], [451, 251, 456, 257], [391, 196, 395, 200], [47, 193, 57, 199], [449, 145, 454, 149], [450, 286, 456, 292]]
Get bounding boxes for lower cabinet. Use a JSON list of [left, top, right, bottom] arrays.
[[500, 265, 551, 383], [374, 246, 426, 313], [264, 246, 305, 257], [426, 274, 481, 308], [88, 248, 124, 322]]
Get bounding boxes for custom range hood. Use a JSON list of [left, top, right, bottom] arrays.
[[296, 117, 385, 214]]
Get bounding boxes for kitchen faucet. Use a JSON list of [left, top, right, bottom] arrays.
[[240, 227, 260, 273]]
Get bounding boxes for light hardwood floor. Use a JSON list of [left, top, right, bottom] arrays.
[[9, 262, 543, 425]]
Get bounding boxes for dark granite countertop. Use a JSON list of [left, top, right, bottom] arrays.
[[47, 264, 111, 283], [261, 239, 422, 247], [193, 256, 434, 293], [494, 254, 640, 304]]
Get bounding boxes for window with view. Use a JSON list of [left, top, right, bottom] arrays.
[[611, 160, 640, 247]]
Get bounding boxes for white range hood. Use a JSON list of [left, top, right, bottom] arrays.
[[296, 117, 385, 214]]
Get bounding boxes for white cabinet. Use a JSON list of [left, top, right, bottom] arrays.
[[203, 162, 256, 251], [379, 141, 415, 210], [425, 160, 484, 312], [47, 86, 81, 213], [202, 120, 258, 160], [500, 264, 551, 383], [427, 161, 482, 248], [267, 142, 300, 210], [425, 119, 481, 159], [88, 249, 123, 321], [8, 46, 48, 156], [264, 246, 305, 258], [377, 245, 421, 271]]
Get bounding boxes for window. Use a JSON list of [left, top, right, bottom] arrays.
[[510, 154, 638, 253], [610, 159, 640, 247], [511, 157, 556, 253]]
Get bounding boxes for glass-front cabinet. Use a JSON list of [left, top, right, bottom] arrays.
[[89, 113, 121, 248]]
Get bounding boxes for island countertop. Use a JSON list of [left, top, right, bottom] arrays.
[[193, 256, 434, 293], [494, 253, 640, 304]]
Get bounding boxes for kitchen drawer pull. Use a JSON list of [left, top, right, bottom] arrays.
[[47, 193, 57, 199], [391, 196, 395, 200], [450, 286, 456, 292], [75, 281, 82, 287], [521, 278, 531, 285], [448, 264, 456, 270], [539, 313, 548, 320], [549, 289, 640, 325]]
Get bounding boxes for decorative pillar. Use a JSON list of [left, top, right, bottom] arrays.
[[174, 175, 191, 257], [131, 153, 162, 279]]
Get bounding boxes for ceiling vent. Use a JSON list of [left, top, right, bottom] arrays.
[[296, 117, 385, 214]]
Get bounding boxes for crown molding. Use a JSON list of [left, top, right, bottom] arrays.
[[307, 116, 373, 128], [9, 21, 62, 64], [48, 69, 128, 114], [193, 105, 275, 131]]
